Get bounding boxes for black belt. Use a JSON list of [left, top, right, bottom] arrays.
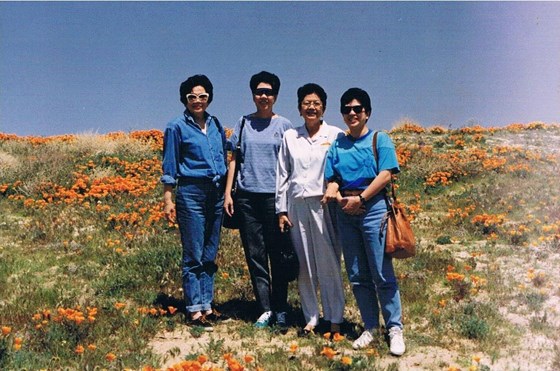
[[177, 176, 224, 188]]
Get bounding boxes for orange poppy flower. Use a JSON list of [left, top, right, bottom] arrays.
[[244, 355, 254, 363], [333, 332, 345, 342], [320, 347, 337, 359]]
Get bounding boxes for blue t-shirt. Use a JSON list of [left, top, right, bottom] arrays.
[[325, 130, 400, 190], [228, 115, 293, 193], [160, 111, 227, 186]]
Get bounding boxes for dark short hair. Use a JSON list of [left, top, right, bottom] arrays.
[[180, 74, 213, 106], [250, 71, 280, 95], [297, 83, 327, 111], [340, 87, 372, 115]]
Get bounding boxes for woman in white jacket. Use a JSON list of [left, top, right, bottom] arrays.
[[276, 83, 345, 336]]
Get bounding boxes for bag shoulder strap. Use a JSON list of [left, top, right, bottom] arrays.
[[372, 131, 379, 165], [211, 115, 225, 138], [236, 117, 246, 149], [372, 131, 397, 202], [211, 116, 227, 164], [231, 117, 246, 194]]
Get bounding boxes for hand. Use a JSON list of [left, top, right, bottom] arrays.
[[224, 194, 234, 217], [164, 201, 176, 223], [321, 182, 340, 205], [340, 196, 365, 215], [278, 213, 293, 233]]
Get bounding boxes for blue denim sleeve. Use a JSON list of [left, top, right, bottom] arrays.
[[160, 123, 180, 186]]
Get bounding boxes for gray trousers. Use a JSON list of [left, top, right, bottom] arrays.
[[288, 196, 345, 326]]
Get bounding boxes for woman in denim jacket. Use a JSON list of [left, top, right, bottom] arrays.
[[161, 74, 227, 331]]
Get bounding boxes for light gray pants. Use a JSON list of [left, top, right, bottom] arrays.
[[288, 196, 345, 326]]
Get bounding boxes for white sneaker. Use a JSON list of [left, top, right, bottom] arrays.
[[352, 329, 374, 349], [388, 327, 406, 356], [255, 311, 273, 328]]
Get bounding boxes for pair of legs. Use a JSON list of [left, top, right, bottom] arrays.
[[236, 191, 289, 319], [336, 194, 403, 331], [289, 197, 345, 331], [176, 179, 224, 320]]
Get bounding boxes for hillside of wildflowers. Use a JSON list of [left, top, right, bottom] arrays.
[[0, 122, 559, 370]]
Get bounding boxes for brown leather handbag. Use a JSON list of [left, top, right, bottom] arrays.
[[383, 194, 416, 259], [372, 132, 416, 259]]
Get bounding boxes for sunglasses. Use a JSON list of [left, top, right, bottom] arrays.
[[340, 105, 364, 115], [253, 88, 275, 96], [186, 93, 209, 102]]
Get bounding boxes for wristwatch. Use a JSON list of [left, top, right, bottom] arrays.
[[358, 194, 366, 205]]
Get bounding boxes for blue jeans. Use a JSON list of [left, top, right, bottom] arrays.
[[175, 178, 224, 313], [336, 193, 403, 330]]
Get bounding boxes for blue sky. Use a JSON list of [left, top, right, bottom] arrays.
[[1, 2, 559, 136]]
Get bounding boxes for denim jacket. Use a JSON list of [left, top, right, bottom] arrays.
[[161, 110, 227, 186]]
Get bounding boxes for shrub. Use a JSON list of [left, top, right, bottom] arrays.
[[460, 315, 490, 340], [436, 235, 453, 245]]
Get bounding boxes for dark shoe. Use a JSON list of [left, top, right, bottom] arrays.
[[275, 311, 289, 334], [189, 316, 213, 332], [330, 322, 341, 334], [205, 308, 231, 322], [297, 325, 315, 337]]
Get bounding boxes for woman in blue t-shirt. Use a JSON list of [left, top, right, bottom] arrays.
[[224, 71, 294, 331], [322, 88, 406, 356]]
